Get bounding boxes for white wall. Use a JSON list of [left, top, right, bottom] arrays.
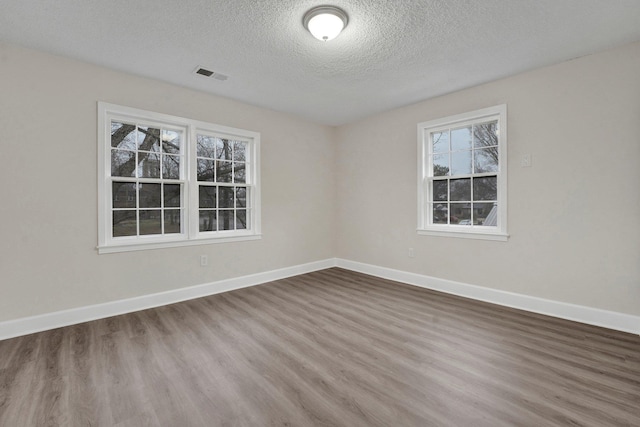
[[1, 40, 638, 326], [335, 41, 640, 316], [0, 41, 336, 322]]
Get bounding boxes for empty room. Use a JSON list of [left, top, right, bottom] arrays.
[[1, 1, 639, 426]]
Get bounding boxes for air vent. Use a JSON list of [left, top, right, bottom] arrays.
[[194, 66, 228, 81], [196, 67, 214, 77]]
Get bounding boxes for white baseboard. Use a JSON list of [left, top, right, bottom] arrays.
[[336, 259, 640, 335], [2, 257, 637, 340], [0, 259, 337, 341]]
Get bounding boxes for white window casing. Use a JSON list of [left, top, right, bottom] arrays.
[[417, 105, 508, 241], [98, 102, 261, 253]]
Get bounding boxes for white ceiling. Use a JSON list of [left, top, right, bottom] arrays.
[[1, 0, 640, 125]]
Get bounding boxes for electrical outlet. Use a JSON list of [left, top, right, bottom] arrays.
[[521, 154, 532, 167], [408, 248, 415, 258], [200, 255, 208, 266]]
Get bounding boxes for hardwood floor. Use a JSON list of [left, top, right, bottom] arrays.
[[1, 268, 639, 426]]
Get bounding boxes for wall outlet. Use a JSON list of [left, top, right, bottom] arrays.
[[521, 154, 532, 167], [408, 248, 415, 258], [200, 255, 208, 266]]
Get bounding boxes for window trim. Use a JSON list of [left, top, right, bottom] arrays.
[[97, 102, 261, 254], [417, 105, 508, 241]]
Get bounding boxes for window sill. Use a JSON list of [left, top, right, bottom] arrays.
[[418, 228, 509, 242], [98, 234, 262, 254]]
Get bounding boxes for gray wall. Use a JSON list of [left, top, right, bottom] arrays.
[[1, 40, 639, 323], [0, 41, 336, 321], [335, 41, 640, 316]]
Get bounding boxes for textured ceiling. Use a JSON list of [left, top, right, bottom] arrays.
[[1, 0, 640, 125]]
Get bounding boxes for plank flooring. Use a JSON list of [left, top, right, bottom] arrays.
[[1, 268, 639, 426]]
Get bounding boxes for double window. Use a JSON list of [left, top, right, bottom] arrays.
[[98, 103, 261, 253], [418, 105, 508, 240]]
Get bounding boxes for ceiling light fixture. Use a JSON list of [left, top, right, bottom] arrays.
[[303, 6, 348, 41]]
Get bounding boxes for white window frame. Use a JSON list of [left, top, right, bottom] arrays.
[[98, 102, 261, 253], [417, 105, 508, 241]]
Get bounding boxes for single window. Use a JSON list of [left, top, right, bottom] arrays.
[[418, 105, 508, 241], [98, 103, 261, 253], [196, 135, 250, 233]]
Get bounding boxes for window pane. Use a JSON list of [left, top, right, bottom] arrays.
[[164, 184, 181, 208], [233, 141, 247, 162], [217, 161, 232, 182], [137, 127, 160, 152], [197, 159, 214, 181], [475, 202, 498, 226], [112, 182, 136, 208], [450, 203, 471, 225], [162, 154, 180, 179], [236, 187, 247, 208], [431, 131, 449, 153], [450, 178, 471, 201], [451, 150, 472, 175], [111, 122, 137, 150], [199, 186, 217, 208], [111, 149, 136, 177], [473, 176, 497, 201], [164, 209, 181, 234], [218, 187, 234, 208], [474, 148, 498, 173], [162, 130, 181, 154], [197, 135, 217, 158], [433, 204, 448, 224], [139, 184, 161, 208], [432, 154, 449, 176], [217, 139, 232, 160], [234, 162, 246, 183], [451, 126, 471, 151], [137, 152, 161, 178], [236, 210, 247, 230], [474, 121, 498, 148], [432, 180, 448, 201], [113, 211, 137, 237], [218, 210, 234, 230], [199, 210, 217, 232], [139, 210, 161, 235]]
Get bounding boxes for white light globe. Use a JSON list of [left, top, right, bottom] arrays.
[[303, 6, 348, 42], [308, 13, 345, 41]]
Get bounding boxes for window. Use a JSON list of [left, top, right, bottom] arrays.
[[196, 134, 250, 233], [98, 103, 261, 253], [418, 105, 507, 241]]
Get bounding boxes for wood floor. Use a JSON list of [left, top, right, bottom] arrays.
[[1, 268, 639, 426]]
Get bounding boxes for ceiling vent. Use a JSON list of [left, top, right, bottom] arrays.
[[194, 67, 228, 81]]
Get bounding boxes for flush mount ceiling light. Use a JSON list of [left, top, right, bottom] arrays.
[[303, 5, 348, 41]]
